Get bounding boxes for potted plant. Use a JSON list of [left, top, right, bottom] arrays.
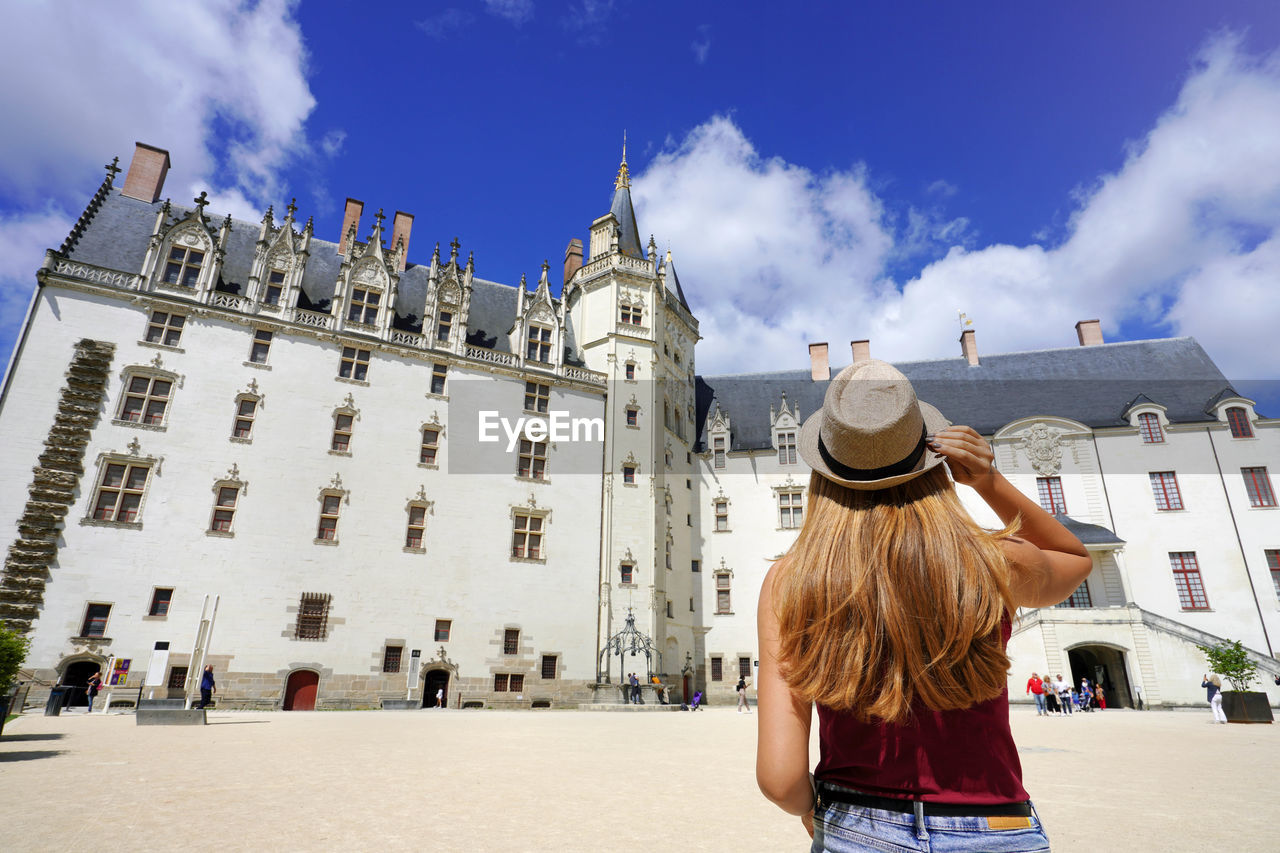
[[1198, 639, 1273, 724], [0, 621, 32, 737]]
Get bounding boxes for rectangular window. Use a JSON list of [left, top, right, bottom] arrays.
[[430, 363, 447, 395], [1227, 407, 1253, 438], [81, 603, 111, 637], [713, 436, 726, 469], [714, 500, 728, 532], [620, 563, 633, 584], [777, 432, 797, 465], [518, 440, 548, 479], [434, 619, 451, 642], [512, 512, 544, 559], [503, 629, 520, 655], [295, 592, 332, 639], [739, 657, 751, 679], [1242, 467, 1276, 508], [119, 374, 171, 424], [347, 287, 381, 324], [436, 310, 452, 342], [691, 559, 701, 573], [92, 463, 149, 522], [339, 347, 371, 381], [317, 494, 341, 540], [524, 381, 551, 414], [778, 491, 803, 529], [541, 655, 557, 679], [1149, 472, 1183, 511], [163, 245, 204, 286], [625, 363, 635, 380], [622, 465, 635, 484], [510, 674, 524, 693], [1036, 476, 1067, 514], [526, 324, 552, 362], [619, 305, 641, 325], [711, 657, 723, 681], [145, 310, 185, 347], [690, 597, 695, 612], [626, 408, 637, 427], [167, 666, 188, 689], [209, 486, 240, 532], [1170, 552, 1209, 610], [418, 427, 441, 465], [383, 646, 403, 673], [233, 398, 257, 439], [1268, 550, 1280, 599], [406, 505, 427, 549], [249, 329, 272, 364], [715, 574, 731, 614], [332, 413, 354, 452], [148, 588, 173, 617], [1138, 412, 1164, 443], [264, 270, 285, 305], [493, 673, 509, 692], [1056, 581, 1092, 608]]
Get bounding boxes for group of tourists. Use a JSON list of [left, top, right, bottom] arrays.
[[1025, 671, 1106, 714]]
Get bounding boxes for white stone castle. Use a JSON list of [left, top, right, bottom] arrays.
[[1, 143, 1277, 712]]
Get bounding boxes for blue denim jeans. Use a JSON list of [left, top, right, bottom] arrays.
[[812, 787, 1050, 852], [1032, 692, 1046, 714]]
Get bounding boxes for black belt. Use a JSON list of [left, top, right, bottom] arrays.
[[817, 784, 1033, 818]]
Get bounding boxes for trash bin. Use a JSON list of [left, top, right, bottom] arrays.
[[44, 687, 69, 716]]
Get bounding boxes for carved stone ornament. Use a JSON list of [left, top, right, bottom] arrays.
[[353, 260, 385, 285], [1017, 423, 1064, 476]]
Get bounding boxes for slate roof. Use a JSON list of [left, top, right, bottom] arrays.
[[609, 183, 644, 260], [695, 338, 1235, 451], [61, 189, 538, 351], [665, 258, 691, 312], [1054, 515, 1125, 547]]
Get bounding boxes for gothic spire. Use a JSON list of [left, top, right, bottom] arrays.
[[608, 132, 644, 260]]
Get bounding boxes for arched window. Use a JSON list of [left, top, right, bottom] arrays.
[[1226, 407, 1253, 439], [1137, 412, 1164, 444]]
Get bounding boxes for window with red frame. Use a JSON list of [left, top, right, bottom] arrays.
[[80, 603, 111, 637], [92, 463, 150, 522], [331, 413, 354, 452], [1149, 471, 1183, 511], [493, 673, 509, 692], [541, 655, 557, 679], [119, 375, 172, 425], [317, 494, 341, 540], [1226, 407, 1253, 438], [710, 657, 723, 681], [405, 505, 427, 549], [1055, 581, 1092, 608], [511, 512, 543, 559], [209, 486, 239, 532], [434, 619, 451, 642], [1170, 552, 1209, 610], [503, 629, 520, 655], [1138, 412, 1164, 443], [1242, 467, 1276, 508], [420, 427, 440, 465], [233, 397, 257, 439], [1268, 550, 1280, 599], [510, 674, 524, 692], [1036, 476, 1068, 514]]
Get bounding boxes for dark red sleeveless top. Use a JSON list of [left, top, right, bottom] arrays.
[[814, 617, 1028, 804]]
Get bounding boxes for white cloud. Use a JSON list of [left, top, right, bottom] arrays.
[[321, 129, 347, 158], [634, 35, 1280, 383], [484, 0, 534, 26], [416, 8, 475, 39], [692, 25, 711, 65]]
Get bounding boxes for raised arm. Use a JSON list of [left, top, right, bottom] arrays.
[[929, 426, 1092, 608], [756, 562, 815, 820]]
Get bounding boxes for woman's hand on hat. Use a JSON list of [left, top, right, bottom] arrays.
[[927, 426, 996, 488]]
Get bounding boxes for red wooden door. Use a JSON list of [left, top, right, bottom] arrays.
[[283, 670, 319, 711]]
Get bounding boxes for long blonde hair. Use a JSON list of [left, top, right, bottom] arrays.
[[772, 467, 1019, 724]]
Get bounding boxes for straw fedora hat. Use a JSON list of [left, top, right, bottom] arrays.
[[798, 359, 950, 490]]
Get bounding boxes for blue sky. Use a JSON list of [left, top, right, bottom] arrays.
[[3, 1, 1280, 407]]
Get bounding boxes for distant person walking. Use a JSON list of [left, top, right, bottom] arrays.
[[628, 672, 641, 704], [1026, 671, 1047, 716], [198, 665, 216, 710], [1043, 676, 1061, 714], [435, 687, 444, 708], [1202, 674, 1226, 724], [1096, 684, 1107, 710], [1079, 678, 1095, 712], [736, 676, 752, 713], [85, 669, 102, 713]]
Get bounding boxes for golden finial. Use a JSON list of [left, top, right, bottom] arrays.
[[614, 130, 631, 190]]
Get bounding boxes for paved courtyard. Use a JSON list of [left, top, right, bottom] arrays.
[[2, 704, 1275, 852]]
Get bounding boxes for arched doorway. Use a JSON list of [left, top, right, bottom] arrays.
[[283, 670, 319, 711], [422, 669, 449, 708], [1067, 644, 1134, 709], [62, 660, 103, 708]]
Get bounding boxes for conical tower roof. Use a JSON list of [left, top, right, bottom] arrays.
[[609, 138, 645, 260]]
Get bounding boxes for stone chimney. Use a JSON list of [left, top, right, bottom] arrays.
[[851, 340, 871, 364], [339, 198, 363, 255], [1075, 319, 1104, 347], [960, 329, 979, 366], [564, 238, 584, 284], [809, 342, 830, 381], [120, 142, 171, 203], [391, 211, 413, 271]]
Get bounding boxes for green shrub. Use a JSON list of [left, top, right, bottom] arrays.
[[0, 622, 31, 695], [1197, 638, 1259, 693]]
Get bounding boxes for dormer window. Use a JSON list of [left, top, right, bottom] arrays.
[[1138, 412, 1164, 444], [436, 310, 453, 343], [1226, 407, 1253, 439], [164, 246, 204, 286], [526, 324, 552, 362], [348, 288, 380, 325], [713, 436, 726, 469], [777, 431, 797, 465], [264, 270, 285, 305]]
